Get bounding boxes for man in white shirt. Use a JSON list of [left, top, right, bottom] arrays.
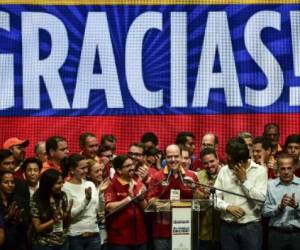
[[214, 137, 268, 250]]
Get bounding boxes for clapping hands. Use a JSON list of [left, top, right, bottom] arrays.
[[6, 201, 24, 224], [279, 193, 299, 210]]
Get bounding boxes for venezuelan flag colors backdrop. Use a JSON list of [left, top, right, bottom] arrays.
[[0, 0, 299, 154]]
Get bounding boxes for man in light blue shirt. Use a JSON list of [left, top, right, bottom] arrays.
[[262, 152, 300, 250]]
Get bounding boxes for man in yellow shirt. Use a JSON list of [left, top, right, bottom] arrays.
[[197, 147, 221, 250]]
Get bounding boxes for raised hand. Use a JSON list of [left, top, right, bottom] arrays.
[[128, 180, 135, 197], [279, 193, 290, 210], [136, 165, 149, 181], [288, 193, 299, 209], [6, 201, 19, 221], [99, 179, 110, 192], [233, 163, 247, 183], [14, 208, 24, 223]]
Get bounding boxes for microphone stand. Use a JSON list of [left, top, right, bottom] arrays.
[[105, 176, 168, 219], [210, 187, 216, 250], [186, 180, 265, 204], [184, 178, 264, 250]]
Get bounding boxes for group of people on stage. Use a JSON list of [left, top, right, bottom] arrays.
[[0, 122, 299, 250]]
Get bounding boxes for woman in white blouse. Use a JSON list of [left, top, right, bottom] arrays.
[[62, 154, 101, 250], [86, 159, 110, 250]]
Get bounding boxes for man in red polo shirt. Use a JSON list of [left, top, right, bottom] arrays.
[[148, 144, 199, 250], [105, 154, 148, 250]]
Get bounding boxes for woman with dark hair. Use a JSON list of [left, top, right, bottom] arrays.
[[0, 169, 29, 250], [30, 169, 72, 250], [105, 154, 148, 250], [62, 154, 100, 250]]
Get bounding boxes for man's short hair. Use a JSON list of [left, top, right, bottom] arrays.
[[97, 144, 114, 156], [276, 152, 295, 166], [0, 149, 13, 164], [144, 146, 160, 157], [238, 131, 253, 140], [129, 142, 145, 151], [79, 132, 96, 148], [46, 136, 66, 156], [200, 147, 218, 159], [21, 157, 42, 172], [178, 145, 192, 157], [263, 123, 279, 133], [141, 132, 158, 146], [175, 131, 195, 145], [100, 134, 116, 145], [226, 137, 249, 164], [34, 141, 45, 155], [284, 134, 300, 148], [252, 136, 273, 150]]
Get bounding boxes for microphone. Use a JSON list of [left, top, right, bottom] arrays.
[[162, 169, 172, 186], [183, 176, 197, 189]]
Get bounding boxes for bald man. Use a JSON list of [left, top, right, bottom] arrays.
[[148, 144, 199, 250]]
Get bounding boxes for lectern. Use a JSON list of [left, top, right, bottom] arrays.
[[145, 199, 212, 250]]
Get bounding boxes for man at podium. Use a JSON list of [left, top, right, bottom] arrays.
[[147, 144, 199, 250]]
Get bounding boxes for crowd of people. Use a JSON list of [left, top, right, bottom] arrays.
[[0, 122, 299, 250]]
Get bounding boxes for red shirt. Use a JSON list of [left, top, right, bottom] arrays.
[[147, 167, 198, 238], [268, 167, 277, 179], [14, 166, 25, 180], [105, 176, 147, 245], [41, 160, 61, 174], [145, 166, 160, 186], [148, 166, 159, 177]]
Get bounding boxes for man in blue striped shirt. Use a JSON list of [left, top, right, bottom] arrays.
[[262, 152, 300, 250]]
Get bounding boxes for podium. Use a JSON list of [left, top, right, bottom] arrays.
[[145, 199, 212, 250]]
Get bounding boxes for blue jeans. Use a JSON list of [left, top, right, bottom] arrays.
[[107, 244, 147, 250], [220, 221, 262, 250], [268, 229, 300, 250], [153, 239, 171, 250], [198, 240, 221, 250], [69, 234, 101, 250], [32, 241, 69, 250], [101, 243, 108, 250]]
